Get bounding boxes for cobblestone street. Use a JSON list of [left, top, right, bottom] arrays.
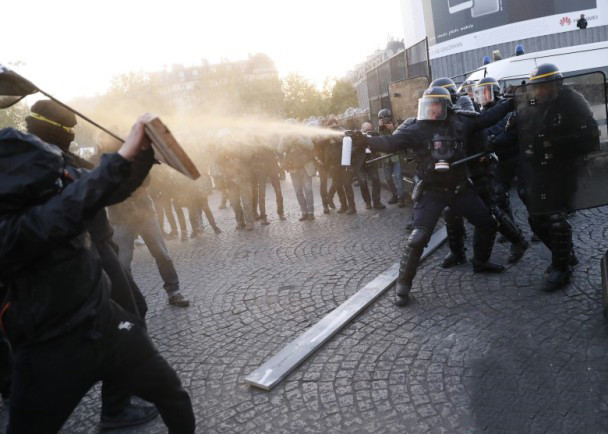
[[2, 178, 608, 433]]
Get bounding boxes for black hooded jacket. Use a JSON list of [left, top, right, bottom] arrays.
[[0, 128, 151, 346]]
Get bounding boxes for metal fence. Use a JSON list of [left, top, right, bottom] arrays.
[[366, 38, 431, 127]]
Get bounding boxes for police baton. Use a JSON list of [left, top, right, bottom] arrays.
[[364, 152, 399, 165], [449, 152, 487, 167]]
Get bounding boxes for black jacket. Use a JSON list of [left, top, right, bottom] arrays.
[[368, 99, 513, 188], [0, 129, 150, 345]]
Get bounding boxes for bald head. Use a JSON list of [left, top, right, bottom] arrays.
[[361, 122, 373, 133]]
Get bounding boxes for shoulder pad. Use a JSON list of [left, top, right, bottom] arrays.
[[394, 118, 417, 134]]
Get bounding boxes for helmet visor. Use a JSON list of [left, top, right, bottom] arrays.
[[417, 98, 448, 121], [474, 85, 494, 106], [531, 81, 560, 103]]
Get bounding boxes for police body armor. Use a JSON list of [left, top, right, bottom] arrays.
[[515, 71, 607, 214], [412, 115, 470, 193]]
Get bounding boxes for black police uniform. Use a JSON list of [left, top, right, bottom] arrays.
[[364, 98, 514, 304], [0, 129, 195, 433], [519, 85, 597, 289], [441, 103, 528, 267]]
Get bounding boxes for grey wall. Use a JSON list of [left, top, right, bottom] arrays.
[[430, 26, 608, 80]]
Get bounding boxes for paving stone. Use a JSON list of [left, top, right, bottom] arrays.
[[2, 181, 608, 433]]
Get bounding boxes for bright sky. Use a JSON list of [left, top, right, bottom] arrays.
[[4, 0, 405, 100]]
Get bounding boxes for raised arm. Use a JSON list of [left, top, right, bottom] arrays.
[[367, 123, 419, 153], [473, 98, 515, 133]]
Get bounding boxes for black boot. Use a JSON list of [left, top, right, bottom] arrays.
[[442, 251, 467, 268], [541, 213, 573, 291], [493, 206, 528, 263], [99, 403, 159, 430], [542, 266, 572, 292], [388, 194, 398, 205], [508, 239, 529, 263], [442, 208, 466, 268], [472, 223, 505, 273], [394, 229, 427, 306], [570, 250, 579, 266], [394, 281, 412, 306]]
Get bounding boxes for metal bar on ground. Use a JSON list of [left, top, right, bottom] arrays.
[[245, 226, 447, 390]]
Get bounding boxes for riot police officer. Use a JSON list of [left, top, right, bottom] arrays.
[[515, 63, 598, 291], [431, 77, 475, 112], [458, 79, 479, 107], [350, 86, 514, 306], [441, 77, 529, 267]]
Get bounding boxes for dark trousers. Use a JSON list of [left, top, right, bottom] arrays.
[[414, 188, 496, 260], [318, 166, 330, 207], [355, 164, 381, 206], [528, 212, 573, 270], [252, 170, 284, 218], [0, 334, 11, 400], [155, 196, 177, 234], [494, 158, 518, 218], [7, 301, 195, 434], [331, 167, 356, 210], [172, 199, 189, 235], [113, 217, 180, 296], [196, 195, 219, 230]]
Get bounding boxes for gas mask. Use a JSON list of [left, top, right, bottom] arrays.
[[429, 138, 464, 172]]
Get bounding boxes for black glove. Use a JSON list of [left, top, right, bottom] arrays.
[[486, 135, 497, 152], [344, 130, 368, 150]]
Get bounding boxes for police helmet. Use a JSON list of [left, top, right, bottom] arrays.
[[454, 95, 475, 112], [417, 87, 452, 121], [458, 79, 477, 98], [430, 77, 458, 102], [529, 63, 563, 83], [377, 108, 392, 121], [529, 64, 563, 102], [474, 76, 502, 107]]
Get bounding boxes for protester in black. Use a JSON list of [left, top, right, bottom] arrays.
[[0, 116, 195, 433]]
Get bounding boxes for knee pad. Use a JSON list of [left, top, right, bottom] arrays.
[[407, 228, 430, 249], [442, 206, 455, 220], [549, 213, 571, 233]]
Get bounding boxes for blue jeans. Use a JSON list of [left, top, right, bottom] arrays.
[[290, 169, 314, 214], [113, 216, 180, 296], [383, 161, 404, 199]]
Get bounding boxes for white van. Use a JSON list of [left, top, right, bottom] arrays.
[[458, 40, 608, 90], [459, 41, 608, 141]]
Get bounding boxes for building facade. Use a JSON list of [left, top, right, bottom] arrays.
[[401, 0, 608, 80]]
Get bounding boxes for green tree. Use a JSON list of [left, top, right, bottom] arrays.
[[281, 74, 324, 120], [328, 79, 358, 116]]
